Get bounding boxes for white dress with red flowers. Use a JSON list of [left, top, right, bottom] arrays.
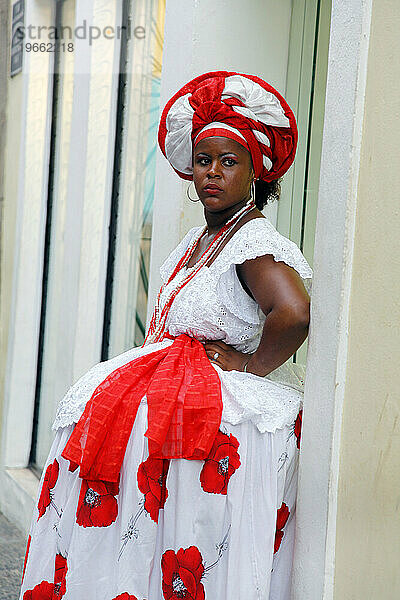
[[20, 218, 312, 600]]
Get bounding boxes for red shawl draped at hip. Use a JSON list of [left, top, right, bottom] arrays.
[[61, 334, 223, 483]]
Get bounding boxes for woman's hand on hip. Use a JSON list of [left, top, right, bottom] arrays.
[[202, 340, 250, 372]]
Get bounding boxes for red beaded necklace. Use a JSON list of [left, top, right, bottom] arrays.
[[144, 199, 256, 344]]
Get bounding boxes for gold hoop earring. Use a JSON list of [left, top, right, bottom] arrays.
[[186, 181, 200, 202]]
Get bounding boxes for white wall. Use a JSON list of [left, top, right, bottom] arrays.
[[333, 0, 400, 596]]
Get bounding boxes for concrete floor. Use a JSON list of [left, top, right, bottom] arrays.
[[0, 512, 25, 600]]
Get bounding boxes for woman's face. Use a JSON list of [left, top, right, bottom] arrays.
[[192, 136, 254, 213]]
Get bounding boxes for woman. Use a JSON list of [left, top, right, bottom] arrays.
[[20, 71, 312, 600]]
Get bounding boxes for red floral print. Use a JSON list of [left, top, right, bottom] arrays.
[[112, 594, 138, 600], [76, 479, 119, 527], [199, 430, 241, 495], [274, 502, 290, 553], [162, 546, 205, 600], [21, 534, 31, 584], [23, 581, 53, 600], [294, 409, 302, 449], [137, 457, 170, 523], [37, 459, 59, 520], [53, 554, 67, 597], [23, 553, 68, 599]]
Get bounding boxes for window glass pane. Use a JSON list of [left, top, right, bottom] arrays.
[[107, 0, 166, 355], [276, 0, 331, 365]]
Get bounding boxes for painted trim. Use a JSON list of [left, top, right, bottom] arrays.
[[2, 0, 55, 468], [292, 1, 373, 598], [323, 1, 373, 597], [70, 0, 122, 377]]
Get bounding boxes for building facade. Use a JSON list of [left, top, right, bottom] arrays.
[[0, 0, 399, 598]]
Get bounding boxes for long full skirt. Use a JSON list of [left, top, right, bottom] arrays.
[[20, 399, 301, 600]]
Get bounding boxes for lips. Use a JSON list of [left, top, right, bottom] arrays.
[[203, 184, 223, 192]]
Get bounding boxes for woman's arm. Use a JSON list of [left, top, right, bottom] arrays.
[[203, 253, 310, 376]]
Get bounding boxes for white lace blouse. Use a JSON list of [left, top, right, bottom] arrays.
[[160, 218, 312, 352], [53, 218, 312, 434]]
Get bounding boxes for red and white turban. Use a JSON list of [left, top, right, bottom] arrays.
[[158, 70, 298, 183]]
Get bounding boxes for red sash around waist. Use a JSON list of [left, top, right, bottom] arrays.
[[61, 334, 223, 483]]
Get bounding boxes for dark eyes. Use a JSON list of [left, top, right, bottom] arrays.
[[196, 157, 237, 166]]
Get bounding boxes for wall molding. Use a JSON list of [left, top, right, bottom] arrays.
[[292, 1, 373, 598]]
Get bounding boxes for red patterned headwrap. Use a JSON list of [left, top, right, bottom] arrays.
[[158, 70, 298, 183]]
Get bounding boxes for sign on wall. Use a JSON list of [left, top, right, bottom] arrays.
[[10, 0, 24, 77]]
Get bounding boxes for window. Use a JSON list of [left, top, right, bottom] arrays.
[[30, 0, 166, 471], [277, 0, 331, 364], [30, 0, 76, 471], [104, 0, 166, 357]]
